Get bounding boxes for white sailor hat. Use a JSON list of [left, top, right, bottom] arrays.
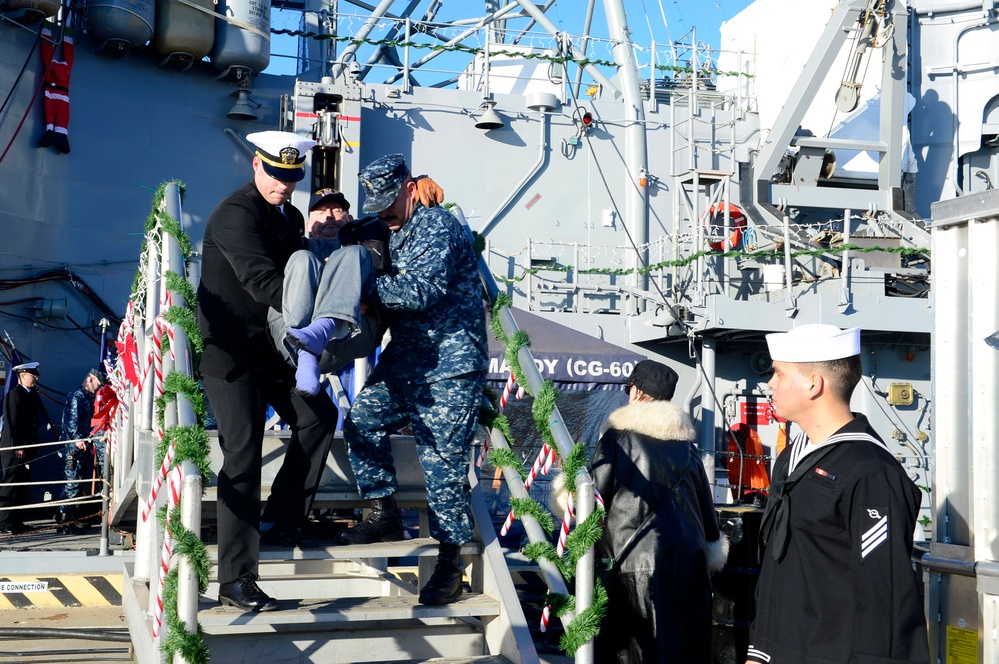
[[246, 131, 317, 183], [765, 324, 860, 363], [12, 361, 40, 376]]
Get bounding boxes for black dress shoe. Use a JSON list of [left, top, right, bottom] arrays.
[[261, 523, 319, 548], [218, 575, 279, 612]]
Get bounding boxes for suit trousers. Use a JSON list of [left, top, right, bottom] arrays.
[[0, 448, 30, 529], [203, 371, 337, 584]]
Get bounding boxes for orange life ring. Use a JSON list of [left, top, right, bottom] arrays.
[[706, 203, 747, 251]]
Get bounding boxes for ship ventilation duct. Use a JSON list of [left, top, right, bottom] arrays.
[[227, 89, 260, 121], [474, 101, 505, 131]]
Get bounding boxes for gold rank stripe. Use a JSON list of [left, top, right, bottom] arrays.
[[0, 574, 123, 610]]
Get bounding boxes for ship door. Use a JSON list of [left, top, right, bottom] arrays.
[[311, 93, 344, 193]]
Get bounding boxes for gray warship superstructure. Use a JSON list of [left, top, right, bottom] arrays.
[[0, 0, 995, 662]]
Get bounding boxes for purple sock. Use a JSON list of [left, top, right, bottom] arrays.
[[294, 349, 321, 397], [285, 317, 339, 356]]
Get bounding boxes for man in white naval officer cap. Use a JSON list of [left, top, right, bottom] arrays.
[[0, 361, 43, 534], [196, 130, 340, 612], [745, 324, 929, 664]]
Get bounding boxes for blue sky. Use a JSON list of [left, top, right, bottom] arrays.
[[266, 0, 755, 76]]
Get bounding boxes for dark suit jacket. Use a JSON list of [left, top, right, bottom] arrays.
[[0, 384, 40, 455], [196, 182, 306, 381]]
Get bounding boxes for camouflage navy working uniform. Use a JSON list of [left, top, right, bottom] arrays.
[[345, 185, 488, 546], [58, 381, 103, 521]]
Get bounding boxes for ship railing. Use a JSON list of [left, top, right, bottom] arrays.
[[304, 9, 755, 100], [107, 181, 203, 656], [452, 207, 598, 662], [0, 433, 111, 546]]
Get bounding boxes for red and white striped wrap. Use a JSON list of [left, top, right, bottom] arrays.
[[556, 492, 575, 557], [524, 445, 547, 492], [499, 509, 515, 537], [475, 438, 489, 468], [152, 316, 166, 439], [540, 604, 551, 633], [542, 443, 556, 475], [132, 351, 153, 403], [594, 487, 606, 511], [499, 372, 516, 411], [516, 385, 526, 400], [141, 441, 176, 522], [152, 465, 183, 638]]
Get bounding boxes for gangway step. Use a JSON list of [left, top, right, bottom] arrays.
[[203, 537, 482, 562], [198, 592, 500, 631]]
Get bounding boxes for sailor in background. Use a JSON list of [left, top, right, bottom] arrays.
[[56, 368, 105, 533], [589, 359, 728, 663], [196, 130, 339, 612], [0, 362, 44, 534], [747, 324, 929, 664], [337, 154, 488, 607]]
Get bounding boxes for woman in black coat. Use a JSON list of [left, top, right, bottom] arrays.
[[589, 359, 728, 663]]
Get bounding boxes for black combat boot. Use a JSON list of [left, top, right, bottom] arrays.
[[418, 543, 463, 606], [338, 496, 404, 545]]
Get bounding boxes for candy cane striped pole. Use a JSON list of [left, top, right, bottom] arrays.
[[475, 437, 489, 468], [524, 446, 546, 492], [542, 443, 555, 475], [141, 441, 176, 522], [133, 351, 153, 403], [540, 604, 551, 632], [499, 372, 516, 411], [556, 492, 575, 556], [152, 316, 166, 440], [499, 509, 515, 536], [499, 444, 549, 535], [516, 385, 526, 400], [152, 465, 183, 638], [594, 487, 606, 511]]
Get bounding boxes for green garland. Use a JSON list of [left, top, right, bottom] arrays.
[[269, 28, 755, 79], [155, 371, 208, 431], [558, 442, 591, 496], [530, 381, 559, 452], [511, 496, 555, 535], [130, 183, 210, 663], [483, 297, 610, 655], [164, 271, 198, 310], [493, 242, 931, 284], [554, 583, 609, 655], [158, 425, 213, 487]]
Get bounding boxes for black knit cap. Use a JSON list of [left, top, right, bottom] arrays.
[[627, 359, 679, 401]]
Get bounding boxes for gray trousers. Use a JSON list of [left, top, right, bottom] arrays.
[[269, 246, 383, 375]]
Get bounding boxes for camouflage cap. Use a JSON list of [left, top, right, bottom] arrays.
[[360, 153, 411, 214]]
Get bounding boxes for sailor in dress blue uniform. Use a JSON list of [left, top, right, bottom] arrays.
[[747, 325, 929, 664]]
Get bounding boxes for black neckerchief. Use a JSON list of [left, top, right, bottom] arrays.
[[758, 443, 839, 562], [758, 414, 887, 562]]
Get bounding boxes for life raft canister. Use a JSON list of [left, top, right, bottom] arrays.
[[707, 202, 747, 251]]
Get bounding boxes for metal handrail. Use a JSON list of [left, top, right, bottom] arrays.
[[113, 182, 203, 659], [457, 205, 597, 663]]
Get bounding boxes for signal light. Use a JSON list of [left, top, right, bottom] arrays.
[[582, 112, 593, 127]]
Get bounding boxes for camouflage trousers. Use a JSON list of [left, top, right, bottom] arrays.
[[344, 370, 485, 545], [59, 440, 105, 518]]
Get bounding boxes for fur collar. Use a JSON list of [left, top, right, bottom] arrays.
[[606, 400, 697, 442]]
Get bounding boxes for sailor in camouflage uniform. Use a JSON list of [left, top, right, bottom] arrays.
[[56, 368, 105, 532], [338, 154, 488, 607]]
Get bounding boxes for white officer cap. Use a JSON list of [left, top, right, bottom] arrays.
[[246, 131, 317, 183], [765, 324, 860, 362], [12, 361, 40, 376]]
